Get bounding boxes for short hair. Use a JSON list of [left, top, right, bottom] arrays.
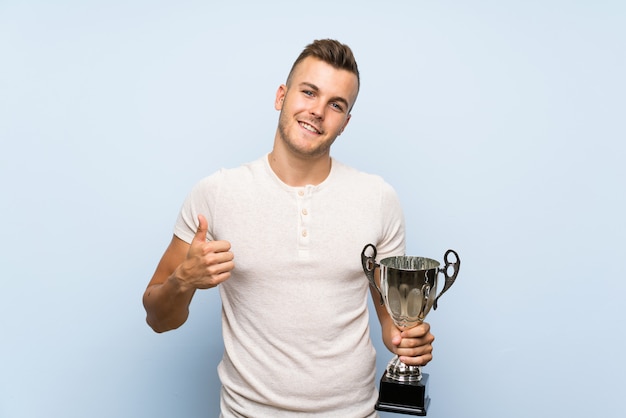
[[286, 39, 360, 91]]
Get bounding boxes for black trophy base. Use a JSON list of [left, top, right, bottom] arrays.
[[375, 373, 430, 416]]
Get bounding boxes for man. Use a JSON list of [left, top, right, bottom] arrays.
[[143, 39, 435, 417]]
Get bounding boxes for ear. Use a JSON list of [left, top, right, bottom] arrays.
[[275, 84, 287, 110]]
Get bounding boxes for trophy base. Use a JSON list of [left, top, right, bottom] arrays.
[[375, 373, 430, 416]]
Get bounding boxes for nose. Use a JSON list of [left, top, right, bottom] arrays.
[[309, 101, 325, 120]]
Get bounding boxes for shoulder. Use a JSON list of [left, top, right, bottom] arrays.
[[193, 156, 267, 190], [330, 158, 398, 196]]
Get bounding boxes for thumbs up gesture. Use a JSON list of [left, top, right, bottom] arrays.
[[179, 214, 235, 290]]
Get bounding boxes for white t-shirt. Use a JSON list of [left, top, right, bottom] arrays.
[[175, 155, 406, 418]]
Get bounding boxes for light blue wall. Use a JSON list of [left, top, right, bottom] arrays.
[[1, 1, 624, 417]]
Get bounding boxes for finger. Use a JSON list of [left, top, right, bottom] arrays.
[[397, 333, 435, 349], [401, 322, 430, 339], [389, 325, 403, 346], [396, 337, 434, 359], [396, 337, 434, 352], [192, 214, 209, 244], [399, 352, 433, 367], [205, 239, 232, 255]]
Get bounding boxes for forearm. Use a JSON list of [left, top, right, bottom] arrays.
[[375, 302, 398, 353], [370, 285, 397, 353], [143, 272, 196, 333]]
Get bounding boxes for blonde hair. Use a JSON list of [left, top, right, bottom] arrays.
[[286, 39, 360, 91]]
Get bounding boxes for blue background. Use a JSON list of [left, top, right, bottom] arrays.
[[1, 1, 624, 417]]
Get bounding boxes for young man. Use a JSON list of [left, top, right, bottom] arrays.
[[143, 39, 435, 417]]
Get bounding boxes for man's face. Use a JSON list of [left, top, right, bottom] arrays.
[[274, 57, 359, 159]]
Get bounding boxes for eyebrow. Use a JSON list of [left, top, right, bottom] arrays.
[[299, 82, 351, 110]]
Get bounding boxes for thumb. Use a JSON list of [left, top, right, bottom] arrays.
[[192, 214, 209, 244], [391, 327, 403, 346]]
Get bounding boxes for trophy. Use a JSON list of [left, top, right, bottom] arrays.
[[361, 244, 460, 416]]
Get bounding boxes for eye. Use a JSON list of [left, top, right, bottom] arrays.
[[330, 102, 345, 112], [302, 90, 314, 97]]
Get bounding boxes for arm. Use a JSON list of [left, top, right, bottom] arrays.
[[370, 281, 435, 366], [143, 214, 234, 333]]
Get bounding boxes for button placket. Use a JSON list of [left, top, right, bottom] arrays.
[[296, 188, 311, 249]]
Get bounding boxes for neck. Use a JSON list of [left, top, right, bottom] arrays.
[[267, 148, 332, 187]]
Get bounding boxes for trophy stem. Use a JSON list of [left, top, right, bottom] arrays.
[[386, 355, 423, 382]]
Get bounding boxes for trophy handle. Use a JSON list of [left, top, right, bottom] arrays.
[[433, 249, 460, 310], [361, 243, 384, 305]]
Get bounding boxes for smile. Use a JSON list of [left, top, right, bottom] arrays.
[[299, 121, 321, 134]]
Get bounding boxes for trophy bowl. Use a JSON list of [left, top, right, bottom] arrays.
[[361, 244, 460, 416]]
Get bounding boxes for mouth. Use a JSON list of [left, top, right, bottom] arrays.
[[299, 121, 321, 135]]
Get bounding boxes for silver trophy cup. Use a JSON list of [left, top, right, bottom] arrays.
[[361, 244, 460, 416]]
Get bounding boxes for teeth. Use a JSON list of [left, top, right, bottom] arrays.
[[301, 122, 319, 134]]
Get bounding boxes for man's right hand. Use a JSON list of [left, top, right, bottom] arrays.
[[143, 214, 235, 332], [176, 214, 235, 290]]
